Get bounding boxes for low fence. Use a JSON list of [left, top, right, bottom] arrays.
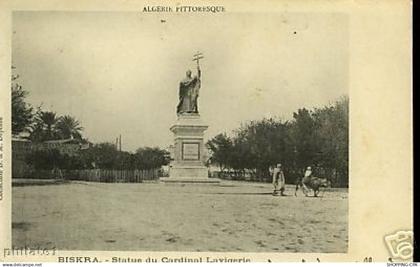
[[13, 168, 161, 183], [70, 169, 160, 183]]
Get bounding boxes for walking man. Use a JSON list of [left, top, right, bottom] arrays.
[[272, 163, 286, 196], [301, 166, 313, 195]]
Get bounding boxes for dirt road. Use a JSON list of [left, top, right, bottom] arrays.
[[12, 181, 347, 252]]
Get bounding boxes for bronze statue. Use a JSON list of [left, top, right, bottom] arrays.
[[177, 52, 203, 114]]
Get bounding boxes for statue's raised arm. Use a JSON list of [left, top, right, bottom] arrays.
[[176, 52, 204, 115]]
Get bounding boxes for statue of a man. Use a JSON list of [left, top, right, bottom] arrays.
[[177, 65, 201, 114]]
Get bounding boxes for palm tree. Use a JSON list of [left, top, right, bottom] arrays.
[[39, 111, 58, 140], [56, 115, 83, 140]]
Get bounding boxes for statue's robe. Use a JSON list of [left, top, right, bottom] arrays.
[[177, 73, 201, 114]]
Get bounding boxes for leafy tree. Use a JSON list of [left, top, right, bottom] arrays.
[[115, 151, 135, 170], [207, 119, 292, 181], [206, 133, 233, 172], [78, 143, 170, 170], [25, 148, 63, 170], [60, 153, 84, 170], [312, 96, 349, 186], [25, 148, 85, 171], [11, 82, 33, 135], [134, 147, 170, 170], [290, 108, 318, 172], [80, 142, 119, 169], [239, 119, 291, 180]]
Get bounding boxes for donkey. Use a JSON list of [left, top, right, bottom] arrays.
[[295, 176, 332, 197]]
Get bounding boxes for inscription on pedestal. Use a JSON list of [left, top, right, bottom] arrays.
[[182, 142, 200, 160]]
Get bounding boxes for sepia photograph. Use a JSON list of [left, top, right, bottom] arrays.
[[0, 0, 412, 263], [10, 11, 349, 253]]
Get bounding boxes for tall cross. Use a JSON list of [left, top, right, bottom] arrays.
[[192, 51, 204, 67]]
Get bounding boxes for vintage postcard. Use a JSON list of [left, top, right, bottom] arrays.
[[0, 0, 412, 263]]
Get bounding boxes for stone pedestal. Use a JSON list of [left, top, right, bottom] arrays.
[[161, 113, 220, 183]]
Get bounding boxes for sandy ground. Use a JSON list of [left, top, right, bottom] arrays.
[[12, 181, 348, 252]]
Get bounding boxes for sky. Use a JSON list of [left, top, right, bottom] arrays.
[[12, 11, 348, 152]]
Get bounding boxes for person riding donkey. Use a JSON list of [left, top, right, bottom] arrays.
[[295, 166, 331, 197], [272, 163, 286, 196]]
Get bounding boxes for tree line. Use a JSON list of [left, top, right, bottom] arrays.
[[25, 143, 170, 171], [12, 69, 170, 172], [207, 96, 349, 187]]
